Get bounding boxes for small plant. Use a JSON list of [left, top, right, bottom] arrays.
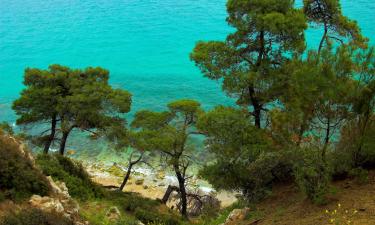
[[324, 203, 359, 225]]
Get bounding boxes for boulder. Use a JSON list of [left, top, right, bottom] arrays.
[[135, 179, 144, 185], [156, 171, 166, 180], [47, 176, 70, 199], [29, 177, 80, 221], [29, 195, 64, 213], [221, 207, 251, 225]]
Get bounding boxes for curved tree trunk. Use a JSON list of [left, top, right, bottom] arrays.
[[174, 165, 188, 219], [318, 22, 328, 55], [355, 112, 371, 166], [322, 117, 331, 162], [119, 152, 144, 191], [44, 114, 57, 154], [59, 131, 70, 155], [161, 185, 179, 204], [119, 164, 133, 191]]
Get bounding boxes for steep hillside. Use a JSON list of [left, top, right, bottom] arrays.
[[220, 172, 375, 225]]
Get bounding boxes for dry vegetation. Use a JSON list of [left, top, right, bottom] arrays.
[[237, 171, 375, 225]]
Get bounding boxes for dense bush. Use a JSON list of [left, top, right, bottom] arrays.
[[106, 191, 159, 212], [200, 150, 294, 202], [348, 167, 369, 184], [134, 208, 180, 225], [106, 191, 181, 224], [36, 154, 105, 201], [0, 208, 73, 225], [293, 149, 331, 205], [0, 134, 50, 202]]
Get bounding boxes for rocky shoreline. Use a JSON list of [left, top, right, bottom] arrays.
[[84, 162, 237, 208]]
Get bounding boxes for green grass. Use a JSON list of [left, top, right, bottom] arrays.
[[79, 190, 182, 225]]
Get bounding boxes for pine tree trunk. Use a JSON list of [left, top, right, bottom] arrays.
[[119, 164, 133, 191], [161, 185, 179, 204], [318, 22, 328, 55], [43, 114, 57, 154], [59, 131, 70, 155], [174, 165, 188, 218], [322, 118, 331, 161], [254, 107, 261, 129]]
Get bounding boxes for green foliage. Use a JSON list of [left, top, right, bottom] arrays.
[[0, 122, 14, 135], [13, 64, 132, 154], [348, 167, 369, 184], [293, 149, 331, 205], [134, 208, 180, 225], [131, 99, 202, 217], [105, 191, 159, 213], [0, 208, 73, 225], [303, 0, 368, 49], [0, 134, 50, 202], [36, 154, 104, 201], [191, 0, 307, 128], [198, 106, 297, 201], [190, 0, 373, 206], [197, 201, 249, 225], [80, 190, 181, 225]]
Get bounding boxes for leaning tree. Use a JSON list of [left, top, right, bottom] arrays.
[[130, 99, 203, 218]]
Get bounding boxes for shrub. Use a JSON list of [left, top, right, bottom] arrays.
[[348, 167, 369, 184], [36, 154, 105, 201], [200, 151, 294, 202], [103, 190, 159, 213], [0, 208, 73, 225], [134, 208, 180, 225], [334, 117, 375, 174], [294, 148, 331, 205], [0, 134, 50, 202]]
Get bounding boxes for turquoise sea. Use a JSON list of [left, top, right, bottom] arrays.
[[0, 0, 374, 155]]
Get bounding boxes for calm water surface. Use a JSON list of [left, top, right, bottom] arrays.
[[0, 0, 374, 153]]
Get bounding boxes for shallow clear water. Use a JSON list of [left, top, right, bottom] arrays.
[[0, 0, 374, 152]]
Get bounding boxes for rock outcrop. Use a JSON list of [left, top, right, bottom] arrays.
[[220, 207, 251, 225], [29, 176, 81, 224]]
